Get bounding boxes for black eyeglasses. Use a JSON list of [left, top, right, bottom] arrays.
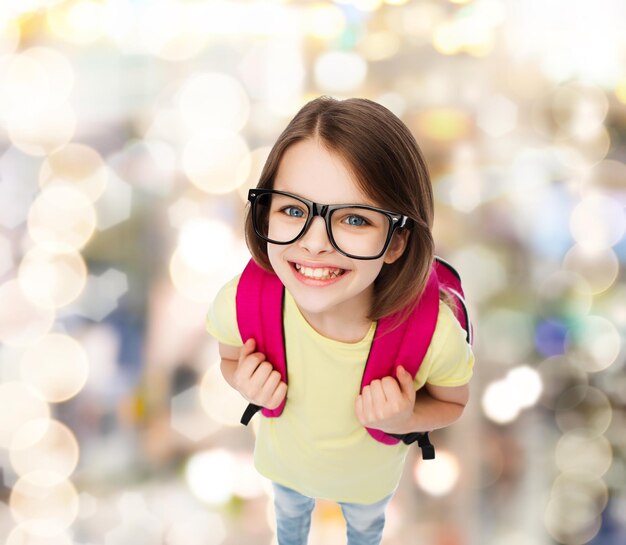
[[248, 188, 413, 260]]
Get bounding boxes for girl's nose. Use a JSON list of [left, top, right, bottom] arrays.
[[297, 216, 333, 255]]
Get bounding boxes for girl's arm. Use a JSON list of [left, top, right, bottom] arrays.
[[219, 342, 242, 389], [409, 382, 469, 432]]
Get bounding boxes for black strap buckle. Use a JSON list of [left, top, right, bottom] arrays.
[[389, 431, 435, 460], [240, 403, 262, 425]]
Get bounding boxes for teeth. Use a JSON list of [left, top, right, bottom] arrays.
[[294, 263, 344, 280]]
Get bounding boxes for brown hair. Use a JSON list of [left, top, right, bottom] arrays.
[[244, 96, 436, 323]]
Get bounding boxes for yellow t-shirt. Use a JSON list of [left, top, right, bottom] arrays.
[[206, 274, 474, 504]]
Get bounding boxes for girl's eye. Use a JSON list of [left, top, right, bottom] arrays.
[[282, 206, 306, 218], [344, 215, 369, 227]]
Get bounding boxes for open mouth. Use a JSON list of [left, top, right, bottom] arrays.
[[292, 262, 347, 280]]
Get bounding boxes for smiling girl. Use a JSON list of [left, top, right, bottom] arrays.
[[206, 96, 474, 545]]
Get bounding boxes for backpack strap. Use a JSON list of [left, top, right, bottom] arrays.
[[363, 257, 473, 460], [362, 265, 440, 456], [434, 257, 473, 345], [235, 259, 287, 424]]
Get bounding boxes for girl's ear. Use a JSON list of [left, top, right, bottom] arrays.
[[384, 230, 409, 264]]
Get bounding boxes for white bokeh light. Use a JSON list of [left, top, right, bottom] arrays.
[[182, 130, 251, 194], [414, 450, 460, 496], [0, 381, 50, 449], [27, 186, 97, 253], [47, 0, 106, 45], [568, 315, 622, 373], [570, 193, 626, 251], [482, 365, 543, 424], [185, 449, 237, 505], [0, 280, 55, 347], [177, 218, 235, 274], [314, 51, 368, 93], [177, 73, 250, 133], [199, 363, 248, 427], [508, 366, 543, 408], [482, 379, 521, 424], [20, 333, 90, 402], [138, 0, 208, 61]]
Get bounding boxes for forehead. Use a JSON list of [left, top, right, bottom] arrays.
[[273, 139, 376, 206]]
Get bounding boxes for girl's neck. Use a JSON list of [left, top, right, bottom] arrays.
[[294, 288, 374, 343], [302, 311, 373, 343]]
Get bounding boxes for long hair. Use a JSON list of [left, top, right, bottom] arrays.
[[245, 96, 435, 322]]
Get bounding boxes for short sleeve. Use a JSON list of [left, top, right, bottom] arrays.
[[205, 274, 243, 347], [414, 301, 474, 388]]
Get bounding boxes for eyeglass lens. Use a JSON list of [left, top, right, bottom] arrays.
[[253, 192, 391, 258]]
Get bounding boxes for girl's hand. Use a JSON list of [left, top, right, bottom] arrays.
[[233, 338, 287, 409], [354, 366, 417, 434]]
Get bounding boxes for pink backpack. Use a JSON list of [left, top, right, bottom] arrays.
[[235, 257, 473, 459]]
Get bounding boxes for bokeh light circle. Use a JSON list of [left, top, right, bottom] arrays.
[[567, 315, 621, 373], [562, 245, 619, 294], [0, 54, 49, 122], [6, 526, 73, 545], [47, 0, 106, 45], [39, 143, 108, 203], [555, 430, 612, 478], [182, 130, 251, 194], [551, 474, 609, 515], [185, 449, 237, 505], [555, 386, 613, 436], [544, 488, 603, 545], [0, 17, 21, 56], [18, 247, 87, 309], [551, 83, 609, 138], [138, 0, 208, 61], [314, 51, 368, 92], [537, 270, 593, 319], [570, 193, 626, 251], [20, 333, 90, 402], [507, 366, 543, 409], [0, 280, 54, 347], [28, 186, 97, 253], [22, 47, 75, 108], [8, 102, 76, 157], [199, 363, 248, 426], [177, 73, 250, 133], [560, 127, 611, 167], [584, 159, 626, 203], [414, 108, 472, 142], [169, 248, 221, 303], [413, 450, 459, 496], [9, 473, 80, 537], [163, 510, 227, 545], [0, 382, 50, 449], [303, 3, 346, 40], [482, 379, 520, 424], [10, 419, 80, 484], [537, 355, 588, 410], [177, 218, 235, 274]]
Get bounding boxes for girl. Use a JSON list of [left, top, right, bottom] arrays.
[[206, 96, 474, 545]]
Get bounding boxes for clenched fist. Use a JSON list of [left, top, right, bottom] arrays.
[[233, 338, 287, 409], [355, 366, 417, 434]]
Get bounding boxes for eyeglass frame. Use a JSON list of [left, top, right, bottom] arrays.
[[248, 188, 414, 260]]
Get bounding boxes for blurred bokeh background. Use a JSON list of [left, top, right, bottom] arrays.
[[0, 0, 625, 544]]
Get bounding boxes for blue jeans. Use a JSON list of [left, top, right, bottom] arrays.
[[272, 482, 392, 545]]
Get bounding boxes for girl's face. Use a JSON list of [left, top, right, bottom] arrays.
[[266, 138, 407, 335]]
